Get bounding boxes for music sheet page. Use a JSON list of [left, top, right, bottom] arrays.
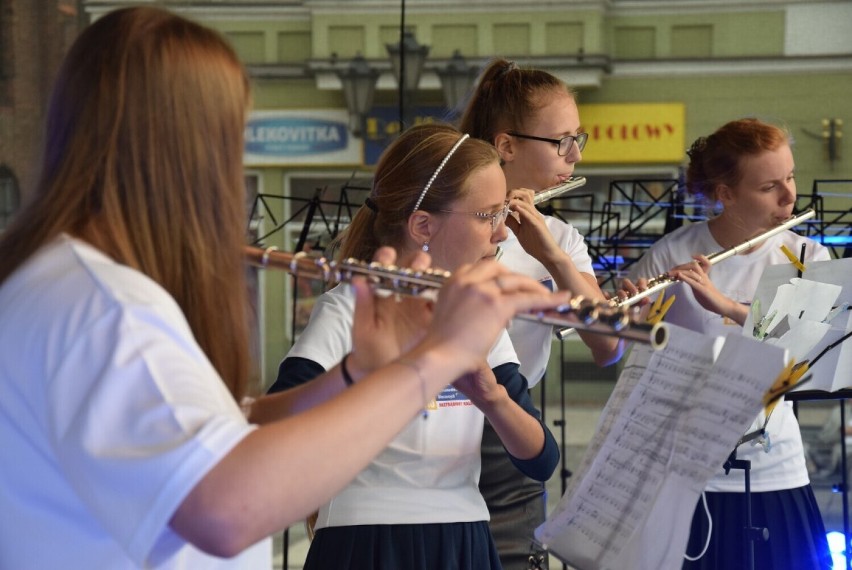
[[535, 325, 787, 570], [746, 258, 852, 392]]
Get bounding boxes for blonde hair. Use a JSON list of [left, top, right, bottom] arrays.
[[336, 123, 498, 261], [0, 6, 253, 399]]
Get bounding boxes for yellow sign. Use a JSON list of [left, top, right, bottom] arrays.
[[578, 103, 685, 164]]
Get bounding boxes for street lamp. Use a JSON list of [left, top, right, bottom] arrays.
[[385, 31, 430, 130], [336, 54, 379, 138], [436, 50, 479, 113]]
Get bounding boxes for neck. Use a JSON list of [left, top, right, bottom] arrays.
[[707, 213, 765, 254]]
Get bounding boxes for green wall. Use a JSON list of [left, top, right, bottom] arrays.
[[188, 4, 852, 387]]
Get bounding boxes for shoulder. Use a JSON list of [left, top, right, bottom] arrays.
[[286, 283, 354, 367], [778, 231, 832, 261], [306, 284, 356, 322], [3, 236, 189, 340], [486, 329, 519, 368], [543, 215, 583, 244], [628, 223, 707, 279]]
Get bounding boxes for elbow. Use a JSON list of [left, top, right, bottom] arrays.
[[192, 521, 255, 560], [514, 428, 560, 482], [592, 340, 624, 368], [171, 494, 262, 559]]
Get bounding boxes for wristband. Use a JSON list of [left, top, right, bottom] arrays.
[[341, 353, 355, 387]]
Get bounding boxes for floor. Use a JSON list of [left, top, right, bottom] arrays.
[[269, 379, 849, 569]]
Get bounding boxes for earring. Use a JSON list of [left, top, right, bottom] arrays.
[[422, 242, 430, 252]]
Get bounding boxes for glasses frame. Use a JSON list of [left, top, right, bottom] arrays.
[[436, 202, 511, 234], [506, 131, 589, 156]]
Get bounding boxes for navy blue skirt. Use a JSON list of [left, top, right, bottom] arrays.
[[303, 522, 502, 570], [682, 486, 831, 570]]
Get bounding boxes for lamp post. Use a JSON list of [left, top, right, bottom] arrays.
[[385, 31, 429, 131], [336, 54, 379, 138], [436, 50, 478, 114]]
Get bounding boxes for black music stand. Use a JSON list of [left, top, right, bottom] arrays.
[[722, 429, 770, 570]]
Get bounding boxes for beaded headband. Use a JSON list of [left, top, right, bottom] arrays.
[[410, 133, 470, 215]]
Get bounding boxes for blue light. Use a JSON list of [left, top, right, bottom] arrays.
[[827, 531, 847, 570], [827, 531, 846, 553]]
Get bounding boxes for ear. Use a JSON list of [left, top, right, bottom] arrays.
[[493, 132, 515, 164], [408, 210, 436, 246], [715, 184, 736, 207]]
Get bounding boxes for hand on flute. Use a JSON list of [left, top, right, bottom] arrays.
[[347, 246, 434, 377], [505, 188, 565, 265], [348, 247, 573, 380], [669, 255, 746, 324], [616, 276, 652, 306]]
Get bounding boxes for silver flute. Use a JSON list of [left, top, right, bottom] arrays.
[[246, 245, 668, 349], [533, 176, 588, 205], [615, 208, 817, 308]]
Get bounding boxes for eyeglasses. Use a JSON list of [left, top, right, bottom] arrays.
[[437, 202, 511, 234], [507, 131, 589, 156]]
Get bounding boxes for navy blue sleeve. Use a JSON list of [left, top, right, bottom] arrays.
[[492, 362, 560, 482], [267, 357, 326, 394]]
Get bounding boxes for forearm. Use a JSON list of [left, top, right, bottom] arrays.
[[248, 366, 347, 424], [549, 264, 622, 365], [478, 386, 546, 461], [172, 345, 462, 556], [722, 298, 750, 326]]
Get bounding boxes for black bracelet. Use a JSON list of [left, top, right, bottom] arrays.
[[341, 353, 355, 387]]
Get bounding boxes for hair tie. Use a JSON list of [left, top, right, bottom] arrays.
[[687, 136, 707, 160], [410, 133, 470, 215], [365, 197, 379, 213], [497, 60, 517, 79]]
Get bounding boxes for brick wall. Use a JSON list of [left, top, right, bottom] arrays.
[[0, 0, 84, 209]]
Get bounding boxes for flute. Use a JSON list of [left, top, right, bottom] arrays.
[[246, 245, 668, 349], [533, 176, 587, 205], [615, 208, 817, 308]]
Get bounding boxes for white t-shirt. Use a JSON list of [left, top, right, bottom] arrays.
[[628, 222, 831, 492], [0, 236, 269, 569], [499, 215, 594, 387], [286, 283, 520, 528]]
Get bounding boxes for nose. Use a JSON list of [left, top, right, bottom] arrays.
[[566, 142, 582, 163], [493, 220, 509, 243], [779, 179, 796, 205]]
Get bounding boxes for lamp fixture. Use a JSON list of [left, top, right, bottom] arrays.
[[335, 53, 380, 138], [436, 50, 479, 113]]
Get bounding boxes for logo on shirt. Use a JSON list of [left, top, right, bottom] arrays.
[[435, 386, 473, 409]]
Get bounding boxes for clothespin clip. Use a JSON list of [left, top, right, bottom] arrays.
[[646, 290, 675, 325], [751, 299, 776, 340], [779, 244, 806, 275], [763, 358, 812, 417]]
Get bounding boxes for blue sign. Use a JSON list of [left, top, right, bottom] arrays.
[[363, 106, 455, 166], [245, 116, 349, 157]]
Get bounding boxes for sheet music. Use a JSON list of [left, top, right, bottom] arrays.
[[536, 325, 787, 570], [745, 258, 852, 392]]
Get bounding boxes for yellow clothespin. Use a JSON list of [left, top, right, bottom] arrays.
[[763, 358, 810, 417], [646, 291, 676, 325], [779, 244, 806, 274]]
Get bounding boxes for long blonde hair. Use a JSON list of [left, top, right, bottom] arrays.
[[0, 7, 253, 399]]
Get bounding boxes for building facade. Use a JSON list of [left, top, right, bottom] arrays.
[[70, 0, 852, 383]]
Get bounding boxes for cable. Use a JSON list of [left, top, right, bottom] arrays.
[[683, 491, 713, 562]]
